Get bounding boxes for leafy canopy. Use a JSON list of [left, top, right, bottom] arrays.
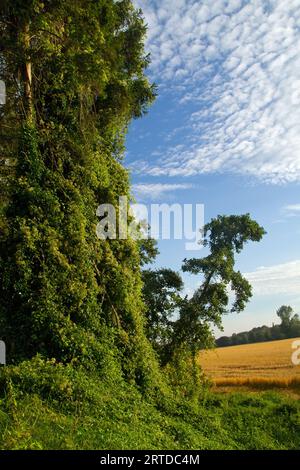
[[0, 0, 164, 393], [142, 214, 266, 366]]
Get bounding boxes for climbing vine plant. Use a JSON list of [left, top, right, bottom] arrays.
[[0, 0, 162, 390]]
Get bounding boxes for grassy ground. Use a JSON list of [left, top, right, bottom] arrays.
[[0, 358, 300, 450], [1, 387, 300, 450], [199, 338, 300, 393]]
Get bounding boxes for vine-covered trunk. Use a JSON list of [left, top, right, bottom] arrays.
[[0, 0, 163, 394]]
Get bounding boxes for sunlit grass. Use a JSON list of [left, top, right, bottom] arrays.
[[214, 376, 300, 389]]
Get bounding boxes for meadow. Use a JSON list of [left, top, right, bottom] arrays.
[[1, 358, 300, 450], [199, 338, 300, 393]]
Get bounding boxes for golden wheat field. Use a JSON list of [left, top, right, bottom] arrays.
[[198, 338, 300, 392]]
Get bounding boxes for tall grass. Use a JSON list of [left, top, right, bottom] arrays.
[[214, 376, 300, 390]]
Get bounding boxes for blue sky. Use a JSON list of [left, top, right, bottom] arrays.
[[126, 0, 300, 336]]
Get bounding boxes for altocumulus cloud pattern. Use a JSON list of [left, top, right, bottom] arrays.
[[133, 0, 300, 184]]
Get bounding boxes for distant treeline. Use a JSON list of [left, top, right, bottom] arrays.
[[216, 305, 300, 347]]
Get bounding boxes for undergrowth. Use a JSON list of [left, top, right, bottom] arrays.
[[0, 357, 300, 450]]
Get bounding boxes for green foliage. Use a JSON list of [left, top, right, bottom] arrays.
[[276, 305, 300, 337], [138, 236, 160, 267], [142, 214, 265, 368], [176, 214, 265, 357], [0, 0, 163, 394], [142, 268, 183, 359], [0, 360, 299, 450], [164, 347, 211, 402], [1, 1, 294, 453], [217, 305, 300, 347], [182, 214, 266, 317]]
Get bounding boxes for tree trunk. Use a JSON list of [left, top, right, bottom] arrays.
[[22, 22, 33, 122]]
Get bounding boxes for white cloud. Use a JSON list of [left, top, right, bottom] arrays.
[[132, 183, 193, 201], [244, 260, 300, 296], [283, 203, 300, 216], [133, 0, 300, 183]]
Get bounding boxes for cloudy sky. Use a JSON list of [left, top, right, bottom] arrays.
[[126, 0, 300, 336]]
